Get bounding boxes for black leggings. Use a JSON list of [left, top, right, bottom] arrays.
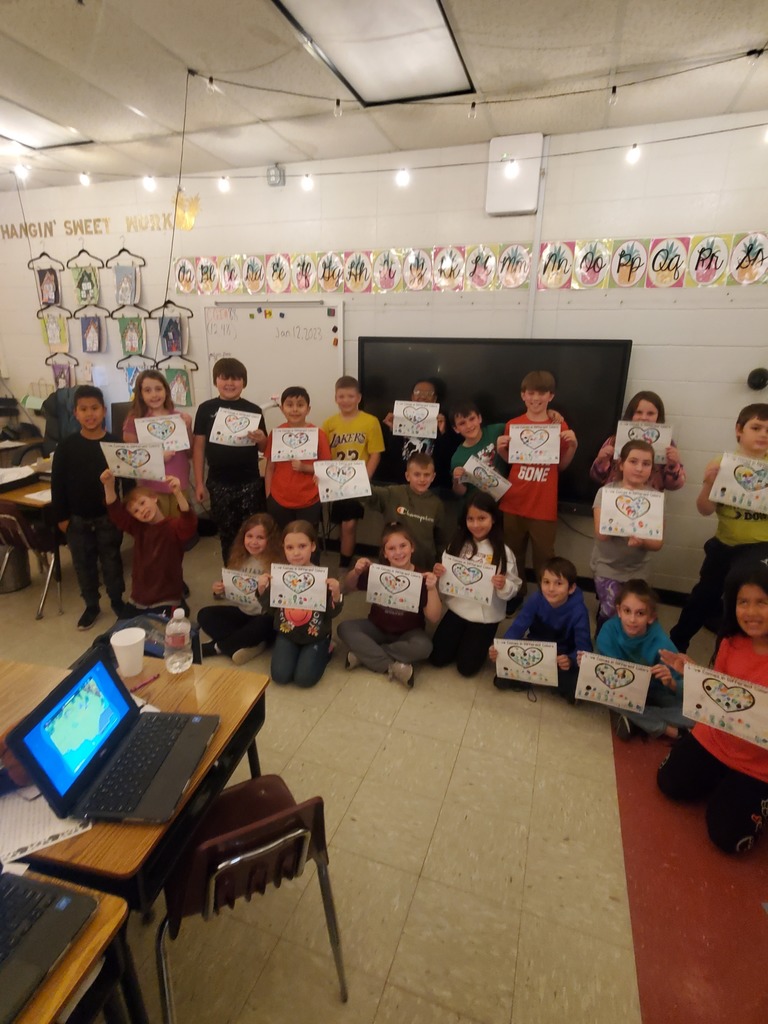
[[429, 609, 499, 677], [197, 605, 274, 658], [657, 731, 768, 854]]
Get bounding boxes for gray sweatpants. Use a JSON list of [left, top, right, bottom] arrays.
[[338, 618, 432, 674]]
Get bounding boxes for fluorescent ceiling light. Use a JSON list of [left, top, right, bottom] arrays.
[[0, 98, 88, 149], [271, 0, 473, 106]]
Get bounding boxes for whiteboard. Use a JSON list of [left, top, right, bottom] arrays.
[[204, 301, 343, 428]]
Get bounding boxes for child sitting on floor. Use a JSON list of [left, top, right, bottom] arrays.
[[101, 470, 197, 613]]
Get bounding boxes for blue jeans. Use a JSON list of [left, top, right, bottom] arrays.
[[270, 633, 330, 688]]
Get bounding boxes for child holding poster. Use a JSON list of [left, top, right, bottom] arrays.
[[595, 580, 692, 741], [339, 522, 442, 687], [489, 557, 591, 703], [123, 369, 193, 516], [590, 390, 686, 492], [591, 439, 663, 630], [257, 521, 342, 688], [198, 513, 280, 664], [430, 492, 521, 677], [658, 563, 768, 854], [670, 403, 768, 653]]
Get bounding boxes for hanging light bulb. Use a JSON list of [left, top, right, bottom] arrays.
[[79, 171, 91, 187], [333, 98, 342, 118], [13, 164, 28, 181], [218, 176, 231, 193], [301, 174, 314, 191], [142, 175, 157, 192], [503, 158, 519, 180], [395, 168, 410, 188], [468, 101, 477, 120], [626, 143, 641, 165], [608, 85, 618, 107]]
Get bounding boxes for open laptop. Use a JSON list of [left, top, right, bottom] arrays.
[[0, 865, 97, 1024], [7, 650, 219, 824]]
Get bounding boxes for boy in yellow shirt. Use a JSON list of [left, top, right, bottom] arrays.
[[322, 375, 385, 568]]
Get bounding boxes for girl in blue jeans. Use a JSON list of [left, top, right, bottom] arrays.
[[257, 520, 342, 687]]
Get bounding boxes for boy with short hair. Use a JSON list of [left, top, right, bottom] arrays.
[[368, 452, 447, 570], [490, 556, 591, 702], [496, 371, 578, 605], [322, 375, 385, 567], [449, 401, 506, 498], [51, 384, 127, 630], [101, 470, 197, 611], [264, 386, 332, 534], [670, 403, 768, 652], [597, 579, 693, 741], [193, 357, 266, 562]]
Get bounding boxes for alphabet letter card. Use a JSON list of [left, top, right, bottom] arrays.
[[134, 415, 190, 452], [494, 639, 559, 687], [614, 421, 673, 464], [575, 652, 652, 712], [222, 568, 261, 608], [438, 553, 495, 606], [270, 427, 319, 462], [315, 460, 372, 502], [210, 408, 264, 447], [598, 486, 664, 540], [709, 452, 768, 515], [269, 563, 328, 612], [366, 563, 423, 613], [392, 400, 439, 439], [506, 423, 561, 464], [682, 664, 768, 748], [461, 455, 511, 500], [100, 442, 165, 481]]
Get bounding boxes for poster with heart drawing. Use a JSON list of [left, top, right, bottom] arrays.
[[366, 563, 423, 613], [506, 423, 561, 464], [314, 460, 372, 502], [461, 455, 511, 500], [575, 652, 652, 712], [614, 420, 673, 464], [682, 664, 768, 748], [269, 563, 328, 612], [438, 553, 496, 606], [391, 400, 439, 439], [210, 408, 264, 447], [270, 427, 319, 462], [134, 415, 190, 452], [222, 568, 261, 608], [494, 639, 559, 687], [598, 486, 665, 540], [100, 442, 166, 481], [708, 452, 768, 515]]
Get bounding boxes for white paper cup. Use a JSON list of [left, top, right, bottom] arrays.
[[110, 627, 146, 677]]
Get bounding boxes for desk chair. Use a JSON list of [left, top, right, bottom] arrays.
[[0, 501, 61, 619], [155, 775, 348, 1023]]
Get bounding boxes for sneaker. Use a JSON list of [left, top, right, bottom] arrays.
[[345, 651, 360, 671], [201, 640, 219, 658], [613, 713, 639, 742], [111, 601, 137, 619], [388, 661, 415, 688], [77, 606, 101, 631], [231, 642, 267, 666]]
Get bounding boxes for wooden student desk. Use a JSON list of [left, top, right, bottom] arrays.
[[14, 878, 147, 1024], [0, 657, 268, 916], [0, 479, 60, 619]]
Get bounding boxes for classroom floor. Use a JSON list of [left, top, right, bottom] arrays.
[[0, 535, 746, 1024]]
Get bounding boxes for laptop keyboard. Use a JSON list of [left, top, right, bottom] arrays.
[[0, 877, 54, 966], [80, 713, 187, 816]]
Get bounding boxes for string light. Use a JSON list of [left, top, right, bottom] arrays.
[[218, 176, 230, 193], [333, 98, 342, 118], [79, 171, 91, 186], [468, 100, 477, 120], [626, 143, 641, 165], [142, 175, 157, 191], [608, 85, 618, 107], [395, 168, 410, 187], [301, 173, 314, 191]]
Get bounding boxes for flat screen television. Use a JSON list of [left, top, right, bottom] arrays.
[[359, 337, 633, 515]]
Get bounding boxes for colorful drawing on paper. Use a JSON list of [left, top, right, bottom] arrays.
[[218, 256, 242, 294], [572, 240, 612, 289], [291, 253, 318, 293], [506, 423, 561, 465], [41, 313, 69, 353], [134, 415, 189, 452], [576, 652, 652, 712], [100, 441, 165, 481], [80, 316, 102, 353], [495, 639, 559, 686], [196, 256, 219, 294], [432, 246, 465, 291], [317, 251, 343, 293], [343, 251, 373, 293], [403, 248, 433, 291], [118, 316, 145, 355], [51, 360, 73, 390], [221, 568, 261, 608], [37, 268, 60, 306], [598, 486, 665, 540], [265, 253, 291, 294], [114, 265, 139, 304], [609, 239, 648, 288], [159, 316, 183, 356], [646, 237, 689, 289], [372, 249, 403, 292], [174, 258, 195, 294], [461, 455, 511, 500], [683, 664, 768, 748], [497, 244, 531, 289], [686, 235, 730, 287], [365, 563, 422, 613], [727, 233, 768, 286], [614, 421, 673, 465], [464, 245, 497, 290], [392, 401, 440, 439], [270, 427, 319, 462], [438, 553, 495, 606], [242, 255, 266, 294], [71, 265, 99, 305], [538, 241, 574, 289], [163, 367, 193, 408], [314, 460, 372, 502], [269, 563, 328, 612], [124, 364, 142, 398], [709, 453, 768, 515]]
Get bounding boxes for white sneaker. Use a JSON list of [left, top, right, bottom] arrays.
[[388, 661, 414, 688], [231, 642, 267, 666], [345, 651, 360, 670]]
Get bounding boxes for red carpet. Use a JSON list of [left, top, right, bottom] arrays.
[[612, 735, 768, 1024]]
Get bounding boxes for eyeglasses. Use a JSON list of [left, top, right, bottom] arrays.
[[412, 389, 435, 399]]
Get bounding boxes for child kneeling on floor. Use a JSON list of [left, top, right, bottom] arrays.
[[596, 579, 693, 741], [490, 557, 591, 702], [102, 470, 196, 614]]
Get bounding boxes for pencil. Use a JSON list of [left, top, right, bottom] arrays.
[[130, 673, 160, 694]]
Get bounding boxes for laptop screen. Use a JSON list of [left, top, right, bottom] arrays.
[[18, 659, 131, 798]]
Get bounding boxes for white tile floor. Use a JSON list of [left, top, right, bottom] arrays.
[[1, 535, 715, 1024]]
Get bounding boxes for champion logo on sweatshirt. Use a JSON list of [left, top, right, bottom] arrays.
[[396, 505, 434, 524]]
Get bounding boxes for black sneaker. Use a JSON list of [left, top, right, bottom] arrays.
[[613, 713, 639, 742], [111, 601, 137, 619], [201, 640, 219, 658], [77, 606, 101, 631]]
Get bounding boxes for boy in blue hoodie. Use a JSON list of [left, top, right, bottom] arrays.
[[490, 557, 591, 702], [596, 579, 693, 740]]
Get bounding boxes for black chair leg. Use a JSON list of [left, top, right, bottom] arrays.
[[316, 861, 348, 1002]]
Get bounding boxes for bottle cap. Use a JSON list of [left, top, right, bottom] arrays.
[[173, 607, 185, 620]]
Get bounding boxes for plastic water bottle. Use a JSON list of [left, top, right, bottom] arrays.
[[164, 608, 193, 674]]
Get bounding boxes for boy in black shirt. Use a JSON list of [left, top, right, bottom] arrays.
[[192, 357, 267, 561], [51, 385, 127, 630]]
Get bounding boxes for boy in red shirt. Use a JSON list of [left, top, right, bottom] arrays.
[[101, 470, 197, 612], [496, 371, 578, 606]]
